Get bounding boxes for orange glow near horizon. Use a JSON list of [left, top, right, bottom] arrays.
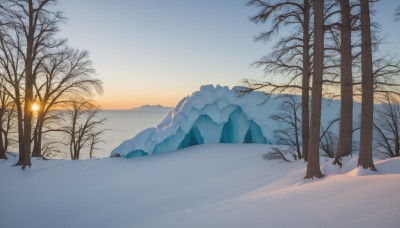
[[95, 83, 198, 110]]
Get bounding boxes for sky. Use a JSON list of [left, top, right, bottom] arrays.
[[57, 0, 400, 110]]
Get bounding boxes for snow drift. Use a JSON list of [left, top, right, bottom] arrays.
[[112, 85, 359, 158], [1, 145, 399, 228]]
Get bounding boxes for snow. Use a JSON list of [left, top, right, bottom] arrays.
[[1, 144, 399, 228], [112, 85, 359, 158]]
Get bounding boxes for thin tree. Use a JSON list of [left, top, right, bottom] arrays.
[[63, 100, 105, 160], [358, 0, 376, 171], [32, 48, 102, 158], [270, 95, 302, 160], [245, 0, 312, 161], [373, 93, 400, 158], [333, 0, 354, 167], [305, 0, 324, 179], [263, 147, 294, 162], [0, 80, 16, 159], [320, 118, 340, 158], [88, 130, 106, 159]]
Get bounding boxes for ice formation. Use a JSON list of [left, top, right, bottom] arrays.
[[111, 85, 356, 158]]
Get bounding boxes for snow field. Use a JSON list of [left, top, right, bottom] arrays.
[[1, 144, 399, 228]]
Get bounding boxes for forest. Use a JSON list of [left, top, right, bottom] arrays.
[[243, 0, 400, 178]]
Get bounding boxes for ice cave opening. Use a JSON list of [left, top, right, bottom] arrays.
[[244, 121, 267, 144], [125, 150, 148, 158], [178, 127, 204, 149]]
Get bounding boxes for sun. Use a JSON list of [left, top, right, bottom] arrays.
[[32, 103, 40, 112]]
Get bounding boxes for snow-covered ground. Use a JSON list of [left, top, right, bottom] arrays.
[[1, 144, 399, 228]]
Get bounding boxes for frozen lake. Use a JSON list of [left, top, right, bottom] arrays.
[[96, 109, 171, 158], [6, 108, 171, 159]]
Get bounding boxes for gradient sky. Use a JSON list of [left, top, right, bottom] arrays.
[[57, 0, 400, 109]]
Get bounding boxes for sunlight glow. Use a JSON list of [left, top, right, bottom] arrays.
[[32, 103, 40, 112]]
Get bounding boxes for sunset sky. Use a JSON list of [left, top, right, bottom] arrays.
[[58, 0, 400, 110]]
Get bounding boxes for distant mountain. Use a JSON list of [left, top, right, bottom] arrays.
[[132, 104, 172, 110]]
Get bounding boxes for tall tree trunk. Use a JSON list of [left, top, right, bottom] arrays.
[[22, 0, 34, 169], [22, 66, 33, 168], [305, 0, 324, 179], [334, 0, 353, 166], [302, 0, 311, 161], [358, 0, 376, 170]]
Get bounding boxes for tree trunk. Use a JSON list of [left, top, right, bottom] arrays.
[[0, 128, 6, 160], [22, 0, 34, 169], [391, 103, 400, 156], [0, 108, 5, 159], [0, 150, 6, 160], [32, 132, 42, 158], [305, 0, 324, 179], [334, 0, 353, 167], [302, 0, 311, 161], [358, 0, 376, 171], [294, 106, 302, 159], [22, 66, 33, 168], [15, 95, 25, 165], [32, 115, 43, 158]]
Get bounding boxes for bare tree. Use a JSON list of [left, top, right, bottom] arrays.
[[63, 100, 105, 160], [320, 118, 339, 158], [358, 0, 376, 171], [245, 0, 312, 161], [305, 0, 324, 179], [395, 6, 400, 21], [88, 130, 106, 159], [32, 48, 102, 158], [0, 80, 16, 159], [40, 141, 61, 159], [267, 95, 341, 161], [373, 93, 400, 158], [0, 0, 66, 168], [0, 13, 25, 162], [270, 95, 302, 160], [263, 147, 294, 162]]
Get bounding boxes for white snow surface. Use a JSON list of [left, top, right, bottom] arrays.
[[1, 144, 399, 228], [112, 85, 357, 157]]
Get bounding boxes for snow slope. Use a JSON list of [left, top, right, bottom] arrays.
[[112, 85, 359, 158], [1, 144, 399, 228]]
